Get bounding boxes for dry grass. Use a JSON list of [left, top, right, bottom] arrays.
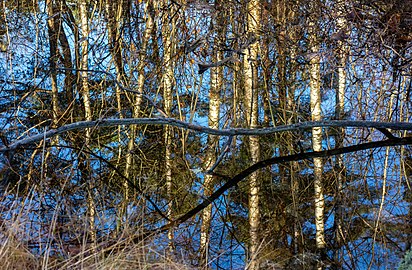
[[0, 189, 193, 270], [0, 236, 39, 269], [0, 222, 193, 270]]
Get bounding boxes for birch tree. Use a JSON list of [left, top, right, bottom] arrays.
[[308, 0, 326, 265], [79, 0, 96, 244], [199, 4, 224, 262], [243, 0, 261, 268], [333, 0, 348, 261], [161, 0, 177, 252], [124, 1, 156, 204]]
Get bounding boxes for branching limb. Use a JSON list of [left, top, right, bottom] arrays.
[[198, 56, 237, 74], [2, 118, 412, 153], [142, 136, 412, 238], [206, 136, 233, 174], [56, 67, 168, 117], [376, 128, 396, 139]]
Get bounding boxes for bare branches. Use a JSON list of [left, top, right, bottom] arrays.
[[377, 128, 397, 139], [198, 56, 238, 74], [197, 34, 257, 74], [129, 135, 412, 242], [2, 118, 412, 153], [206, 136, 233, 174]]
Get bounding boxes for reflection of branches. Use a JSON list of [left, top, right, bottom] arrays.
[[129, 136, 412, 242], [96, 134, 412, 254], [198, 56, 237, 74], [56, 68, 168, 117], [35, 144, 170, 222], [206, 136, 233, 174], [2, 118, 412, 153], [197, 34, 257, 74]]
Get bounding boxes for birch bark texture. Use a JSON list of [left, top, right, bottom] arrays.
[[161, 0, 177, 252], [199, 25, 223, 266], [243, 0, 261, 269], [308, 2, 326, 264], [79, 0, 96, 245]]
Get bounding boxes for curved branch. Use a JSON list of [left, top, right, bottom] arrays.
[[130, 136, 412, 240], [2, 118, 412, 153]]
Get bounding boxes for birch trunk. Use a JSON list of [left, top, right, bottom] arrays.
[[124, 1, 155, 203], [308, 7, 326, 266], [161, 0, 176, 252], [199, 43, 222, 266], [308, 3, 326, 266], [105, 0, 128, 202], [334, 0, 348, 262], [79, 0, 96, 245], [244, 1, 261, 269]]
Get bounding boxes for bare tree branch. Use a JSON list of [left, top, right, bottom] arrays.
[[377, 128, 397, 139], [206, 136, 233, 174], [127, 135, 412, 243], [198, 56, 237, 74], [2, 118, 412, 153]]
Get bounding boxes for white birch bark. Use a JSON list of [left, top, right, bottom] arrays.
[[244, 1, 261, 269], [199, 48, 222, 265], [79, 0, 96, 245], [161, 0, 176, 252], [308, 4, 326, 264]]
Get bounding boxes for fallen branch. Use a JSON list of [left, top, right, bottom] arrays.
[[1, 118, 412, 153], [129, 135, 412, 242]]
